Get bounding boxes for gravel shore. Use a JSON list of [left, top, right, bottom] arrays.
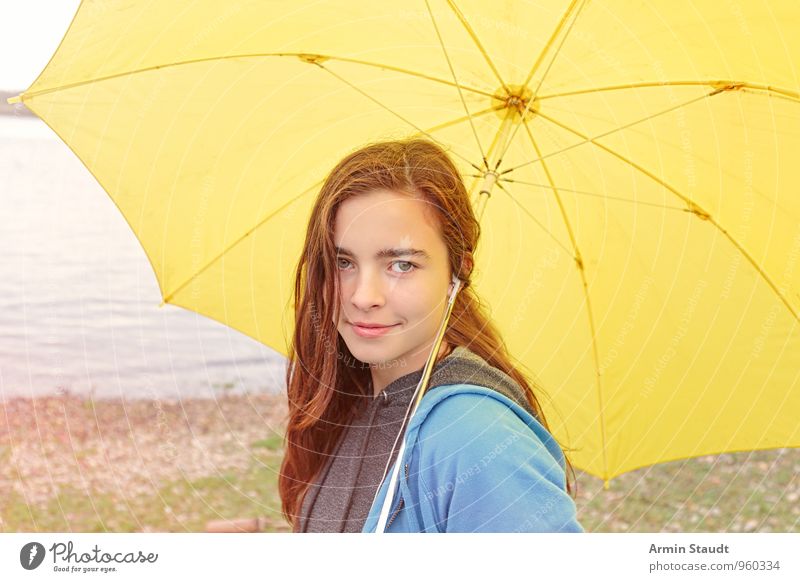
[[1, 393, 797, 532], [0, 393, 288, 512]]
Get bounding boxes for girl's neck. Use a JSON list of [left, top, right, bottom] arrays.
[[371, 341, 453, 397]]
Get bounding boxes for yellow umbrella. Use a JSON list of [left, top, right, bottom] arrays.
[[9, 0, 799, 484]]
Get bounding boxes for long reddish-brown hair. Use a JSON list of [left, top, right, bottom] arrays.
[[279, 138, 576, 528]]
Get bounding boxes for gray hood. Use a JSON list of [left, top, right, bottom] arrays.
[[294, 345, 537, 533]]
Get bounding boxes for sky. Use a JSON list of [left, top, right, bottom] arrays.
[[1, 1, 81, 91]]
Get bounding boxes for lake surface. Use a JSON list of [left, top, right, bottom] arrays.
[[0, 116, 288, 400]]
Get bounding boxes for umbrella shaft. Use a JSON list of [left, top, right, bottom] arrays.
[[475, 172, 498, 221]]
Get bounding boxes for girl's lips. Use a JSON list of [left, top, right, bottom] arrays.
[[351, 323, 398, 338]]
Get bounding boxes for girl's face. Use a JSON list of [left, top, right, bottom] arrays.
[[333, 189, 453, 379]]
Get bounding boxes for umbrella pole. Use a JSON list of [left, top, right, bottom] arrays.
[[474, 171, 498, 223]]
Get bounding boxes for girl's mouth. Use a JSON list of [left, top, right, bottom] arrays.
[[351, 323, 398, 338]]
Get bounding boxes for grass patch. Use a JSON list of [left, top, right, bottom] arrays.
[[1, 443, 290, 532], [574, 448, 799, 532], [250, 432, 284, 452]]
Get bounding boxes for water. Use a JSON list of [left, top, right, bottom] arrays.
[[0, 116, 288, 400]]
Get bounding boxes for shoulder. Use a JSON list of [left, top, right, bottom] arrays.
[[418, 387, 532, 441], [408, 387, 581, 532], [413, 386, 566, 478]]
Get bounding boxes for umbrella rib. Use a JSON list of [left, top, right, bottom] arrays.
[[523, 0, 582, 88], [499, 178, 689, 213], [522, 120, 610, 482], [160, 108, 499, 304], [313, 61, 483, 172], [493, 181, 572, 257], [415, 104, 504, 137], [444, 0, 510, 95], [425, 0, 489, 169], [538, 80, 800, 103], [536, 108, 800, 325], [500, 87, 728, 175], [495, 0, 587, 170], [160, 182, 321, 306], [9, 52, 495, 104]]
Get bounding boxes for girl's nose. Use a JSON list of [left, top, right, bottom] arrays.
[[350, 271, 387, 310]]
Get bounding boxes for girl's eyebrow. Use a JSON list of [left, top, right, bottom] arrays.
[[335, 246, 431, 260]]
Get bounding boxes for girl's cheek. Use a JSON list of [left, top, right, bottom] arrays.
[[397, 284, 434, 311]]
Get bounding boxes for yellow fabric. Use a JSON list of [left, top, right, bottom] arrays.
[[13, 0, 799, 481]]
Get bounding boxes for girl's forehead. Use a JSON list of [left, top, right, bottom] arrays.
[[333, 191, 443, 247]]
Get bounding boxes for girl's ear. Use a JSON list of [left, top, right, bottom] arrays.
[[448, 253, 474, 296], [458, 253, 474, 280]]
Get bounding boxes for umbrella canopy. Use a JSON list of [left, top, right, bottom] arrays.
[[10, 0, 799, 482]]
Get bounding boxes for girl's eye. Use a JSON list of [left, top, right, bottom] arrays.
[[336, 258, 416, 274], [392, 261, 416, 274]]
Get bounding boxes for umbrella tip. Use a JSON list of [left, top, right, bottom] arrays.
[[603, 479, 610, 491], [6, 94, 22, 105]]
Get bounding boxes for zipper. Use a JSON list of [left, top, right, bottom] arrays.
[[385, 463, 410, 528], [386, 497, 404, 527]]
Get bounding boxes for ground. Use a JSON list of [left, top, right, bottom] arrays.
[[1, 394, 797, 532]]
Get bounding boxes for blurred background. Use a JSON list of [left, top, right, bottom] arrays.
[[0, 1, 288, 402]]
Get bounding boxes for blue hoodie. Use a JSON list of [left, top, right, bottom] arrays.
[[362, 382, 584, 533]]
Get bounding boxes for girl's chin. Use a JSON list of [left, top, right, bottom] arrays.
[[345, 342, 402, 363]]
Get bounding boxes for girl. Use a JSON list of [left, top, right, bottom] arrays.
[[279, 138, 583, 533]]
